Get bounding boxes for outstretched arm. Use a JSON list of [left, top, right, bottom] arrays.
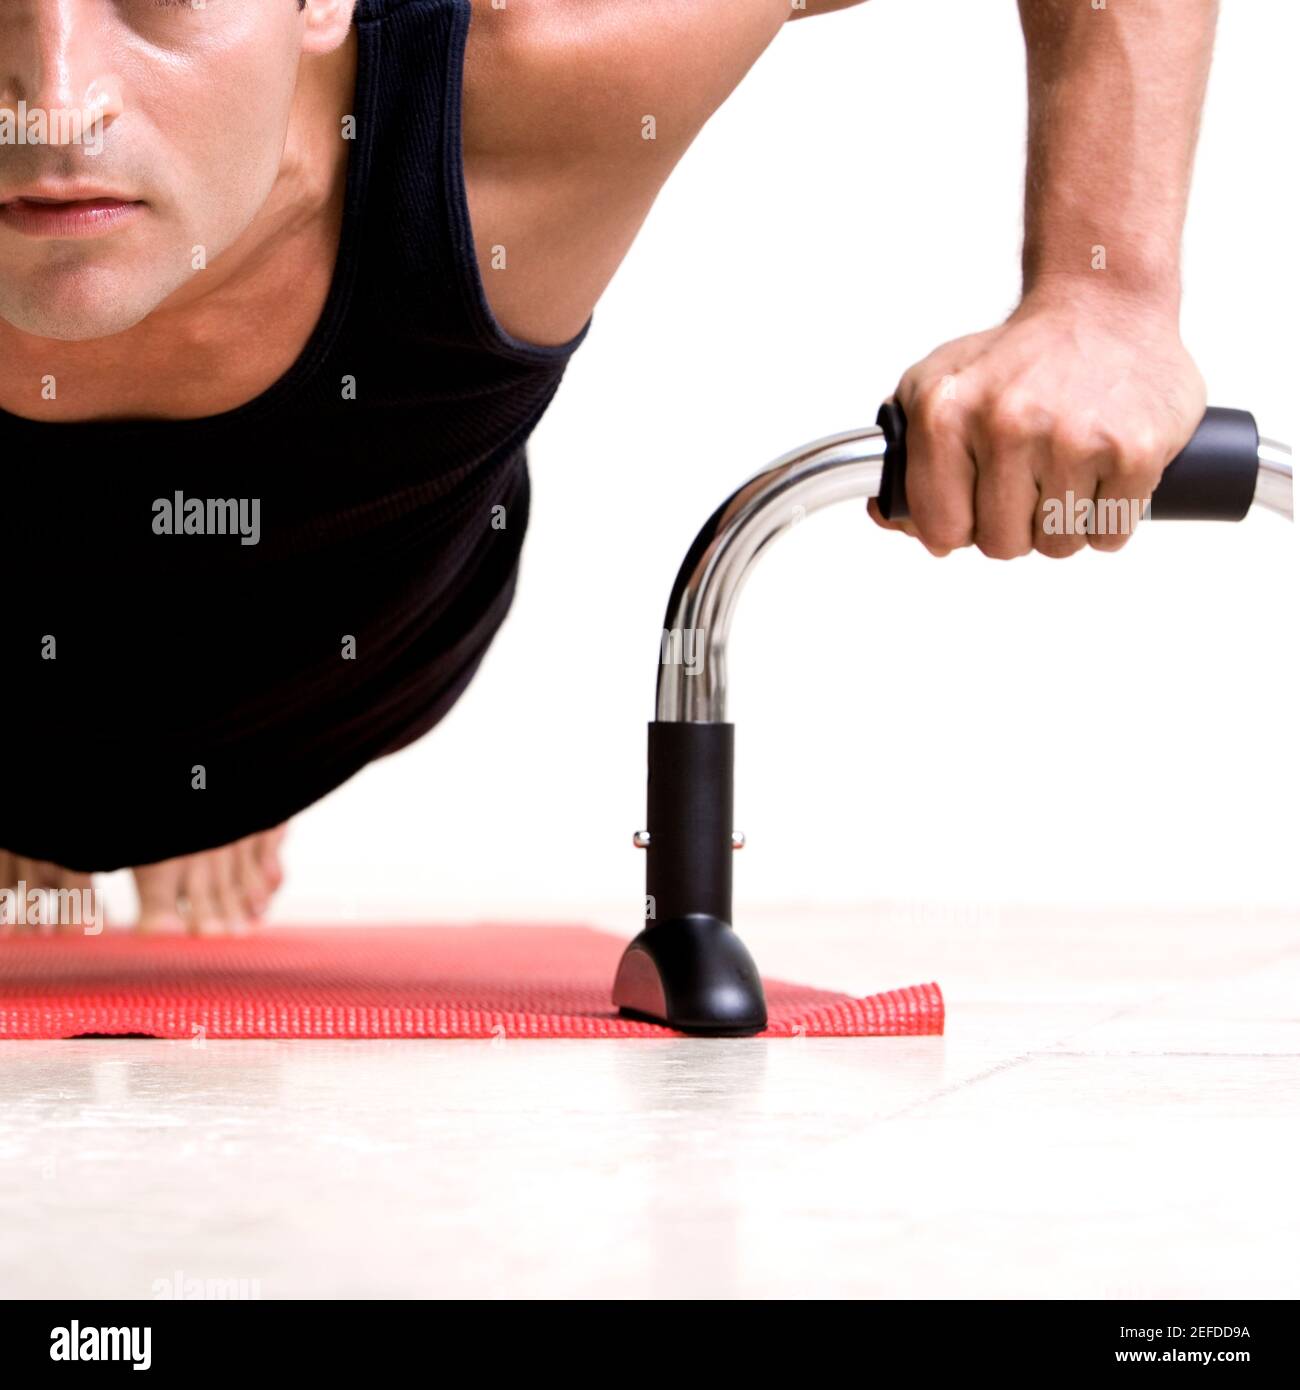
[[785, 0, 871, 18], [870, 0, 1219, 558]]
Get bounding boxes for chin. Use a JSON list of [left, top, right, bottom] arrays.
[[2, 265, 176, 342]]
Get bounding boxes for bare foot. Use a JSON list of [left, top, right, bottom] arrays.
[[134, 825, 289, 936], [0, 824, 287, 937], [0, 851, 96, 934]]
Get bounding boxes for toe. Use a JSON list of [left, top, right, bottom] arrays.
[[256, 825, 288, 895], [135, 858, 186, 934], [18, 856, 58, 886], [0, 852, 14, 932], [15, 857, 58, 930], [55, 870, 96, 936], [235, 837, 270, 921], [210, 847, 246, 933], [180, 854, 223, 937]]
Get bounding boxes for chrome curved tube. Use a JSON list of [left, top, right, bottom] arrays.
[[1256, 438, 1294, 519], [655, 429, 1293, 725], [655, 427, 888, 725]]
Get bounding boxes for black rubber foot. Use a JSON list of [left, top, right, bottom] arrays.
[[612, 915, 767, 1036]]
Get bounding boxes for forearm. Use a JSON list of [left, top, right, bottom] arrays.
[[784, 0, 866, 20], [1017, 0, 1219, 313]]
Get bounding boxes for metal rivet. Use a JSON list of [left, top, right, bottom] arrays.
[[731, 831, 745, 850], [632, 830, 651, 849]]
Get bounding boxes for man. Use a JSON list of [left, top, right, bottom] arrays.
[[0, 0, 1212, 932]]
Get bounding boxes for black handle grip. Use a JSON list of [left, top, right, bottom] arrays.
[[876, 402, 1260, 524]]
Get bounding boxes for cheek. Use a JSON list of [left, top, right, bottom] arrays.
[[138, 53, 297, 244]]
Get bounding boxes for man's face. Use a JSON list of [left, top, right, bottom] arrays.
[[0, 0, 311, 341]]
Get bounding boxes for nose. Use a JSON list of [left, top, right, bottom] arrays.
[[0, 2, 124, 148]]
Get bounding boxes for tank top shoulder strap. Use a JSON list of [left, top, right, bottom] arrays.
[[350, 0, 593, 364]]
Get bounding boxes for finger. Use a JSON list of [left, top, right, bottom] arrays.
[[972, 433, 1039, 560], [866, 497, 907, 532], [1090, 439, 1165, 553], [1088, 477, 1150, 552], [896, 381, 976, 553], [1032, 418, 1107, 559], [1035, 477, 1097, 559]]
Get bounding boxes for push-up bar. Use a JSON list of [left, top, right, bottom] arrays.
[[613, 405, 1294, 1035]]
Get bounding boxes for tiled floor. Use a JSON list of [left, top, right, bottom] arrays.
[[1, 903, 1296, 1299]]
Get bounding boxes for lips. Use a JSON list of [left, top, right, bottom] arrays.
[[0, 193, 145, 239]]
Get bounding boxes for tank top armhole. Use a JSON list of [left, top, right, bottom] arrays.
[[442, 0, 594, 365]]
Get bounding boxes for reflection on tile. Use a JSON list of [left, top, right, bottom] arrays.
[[1, 903, 1296, 1298]]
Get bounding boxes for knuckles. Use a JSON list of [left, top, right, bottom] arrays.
[[967, 391, 1173, 477], [982, 391, 1050, 450], [905, 378, 958, 436], [897, 376, 1178, 561]]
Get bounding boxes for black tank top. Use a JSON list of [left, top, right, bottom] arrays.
[[0, 0, 592, 871]]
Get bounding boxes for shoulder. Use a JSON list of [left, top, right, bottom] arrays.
[[462, 0, 797, 163], [455, 0, 857, 350]]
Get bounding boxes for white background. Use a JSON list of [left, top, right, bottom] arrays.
[[110, 0, 1296, 923]]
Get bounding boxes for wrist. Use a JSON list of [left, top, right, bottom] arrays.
[[1017, 269, 1183, 323]]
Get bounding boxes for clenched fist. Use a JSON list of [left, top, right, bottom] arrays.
[[868, 285, 1207, 559]]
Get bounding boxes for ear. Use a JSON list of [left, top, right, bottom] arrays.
[[299, 0, 357, 56]]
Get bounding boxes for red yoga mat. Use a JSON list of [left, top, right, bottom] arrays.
[[0, 925, 943, 1040]]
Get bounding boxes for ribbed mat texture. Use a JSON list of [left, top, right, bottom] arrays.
[[0, 925, 944, 1039]]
